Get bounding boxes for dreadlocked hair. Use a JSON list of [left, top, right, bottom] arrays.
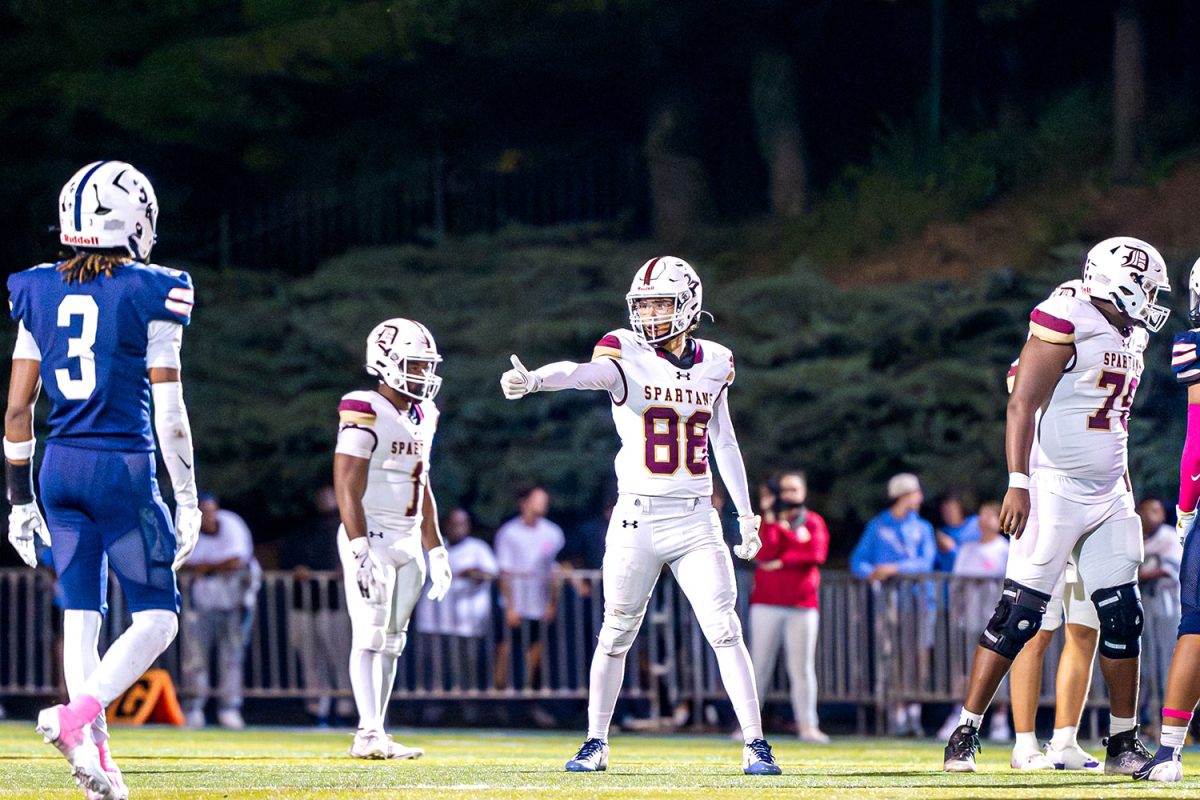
[[57, 251, 131, 285]]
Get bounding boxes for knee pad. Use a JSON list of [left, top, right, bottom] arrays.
[[979, 579, 1050, 659], [699, 611, 743, 649], [1091, 582, 1143, 659], [352, 623, 388, 652], [597, 609, 644, 657], [382, 631, 407, 658]]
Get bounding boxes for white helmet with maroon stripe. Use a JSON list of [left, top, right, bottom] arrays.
[[365, 318, 443, 401], [1082, 236, 1170, 332], [625, 256, 704, 345]]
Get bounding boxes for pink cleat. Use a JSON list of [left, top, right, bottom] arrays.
[[86, 741, 128, 800], [36, 699, 113, 799]]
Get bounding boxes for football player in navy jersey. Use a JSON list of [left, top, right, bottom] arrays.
[[1135, 258, 1200, 782], [4, 161, 199, 800]]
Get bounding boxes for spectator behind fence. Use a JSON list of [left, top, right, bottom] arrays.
[[938, 501, 1011, 742], [282, 485, 353, 725], [418, 509, 498, 636], [180, 492, 255, 730], [495, 485, 565, 692], [934, 489, 981, 572], [850, 472, 936, 736], [749, 471, 830, 742], [1137, 497, 1183, 729]]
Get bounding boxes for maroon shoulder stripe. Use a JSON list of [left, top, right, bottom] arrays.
[[1030, 308, 1074, 335], [339, 399, 375, 414], [596, 334, 621, 350]]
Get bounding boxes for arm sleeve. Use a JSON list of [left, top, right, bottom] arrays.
[[849, 525, 876, 579], [1172, 331, 1200, 386], [152, 381, 197, 509], [533, 359, 622, 393], [1179, 403, 1200, 513], [12, 321, 40, 360], [146, 320, 183, 369], [779, 514, 831, 567], [708, 387, 752, 517]]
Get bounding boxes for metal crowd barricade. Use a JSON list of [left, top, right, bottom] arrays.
[[0, 567, 1116, 733]]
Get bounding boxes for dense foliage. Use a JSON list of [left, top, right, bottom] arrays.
[[165, 231, 1183, 554]]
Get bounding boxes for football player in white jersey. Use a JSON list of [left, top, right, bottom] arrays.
[[501, 256, 781, 776], [943, 237, 1168, 774], [334, 319, 453, 759], [1004, 281, 1104, 773]]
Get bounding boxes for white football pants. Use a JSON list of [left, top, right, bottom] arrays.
[[587, 494, 762, 741]]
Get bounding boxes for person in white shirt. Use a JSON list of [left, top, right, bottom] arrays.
[[416, 508, 497, 691], [180, 492, 254, 730], [494, 486, 564, 690]]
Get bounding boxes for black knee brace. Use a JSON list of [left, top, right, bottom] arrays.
[[979, 579, 1050, 659], [1091, 582, 1143, 659]]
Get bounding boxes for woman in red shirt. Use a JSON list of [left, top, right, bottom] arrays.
[[749, 471, 830, 742]]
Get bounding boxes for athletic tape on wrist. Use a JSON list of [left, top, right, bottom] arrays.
[[1008, 472, 1030, 490]]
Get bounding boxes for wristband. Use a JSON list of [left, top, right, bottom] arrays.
[[1008, 472, 1031, 491], [3, 437, 34, 462]]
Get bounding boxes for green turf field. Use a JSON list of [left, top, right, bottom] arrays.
[[0, 721, 1194, 798]]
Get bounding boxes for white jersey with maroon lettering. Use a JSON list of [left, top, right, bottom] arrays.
[[335, 390, 439, 561], [1024, 293, 1147, 498], [591, 328, 736, 499]]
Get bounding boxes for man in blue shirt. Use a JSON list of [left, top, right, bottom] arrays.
[[851, 472, 936, 735], [851, 473, 936, 582], [933, 490, 982, 572]]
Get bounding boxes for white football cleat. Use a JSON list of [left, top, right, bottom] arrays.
[[1044, 741, 1102, 771], [1146, 759, 1184, 782], [36, 705, 113, 799], [350, 730, 423, 760], [85, 741, 129, 800], [383, 737, 423, 760], [350, 730, 388, 759], [565, 738, 608, 772], [1010, 742, 1055, 770]]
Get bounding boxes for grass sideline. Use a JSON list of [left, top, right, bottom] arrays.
[[0, 721, 1193, 798]]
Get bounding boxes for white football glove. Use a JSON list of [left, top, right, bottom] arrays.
[[733, 513, 762, 560], [8, 502, 50, 569], [426, 545, 453, 601], [172, 504, 203, 571], [501, 355, 542, 400], [349, 536, 385, 605], [1179, 506, 1197, 546]]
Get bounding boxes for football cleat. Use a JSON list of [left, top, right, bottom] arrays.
[[217, 709, 246, 730], [1044, 741, 1102, 771], [1103, 728, 1153, 775], [565, 738, 608, 772], [943, 724, 981, 773], [87, 740, 129, 800], [349, 730, 423, 760], [1010, 742, 1054, 770], [742, 738, 782, 775], [1132, 745, 1183, 782], [36, 705, 113, 799]]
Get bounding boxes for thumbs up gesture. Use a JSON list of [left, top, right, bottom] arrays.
[[501, 355, 542, 399]]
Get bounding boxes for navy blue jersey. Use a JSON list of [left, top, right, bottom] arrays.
[[1173, 330, 1200, 386], [8, 262, 193, 451]]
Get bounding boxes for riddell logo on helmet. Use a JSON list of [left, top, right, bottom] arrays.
[[61, 234, 100, 246]]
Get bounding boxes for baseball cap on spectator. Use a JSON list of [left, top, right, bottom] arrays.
[[887, 473, 921, 500]]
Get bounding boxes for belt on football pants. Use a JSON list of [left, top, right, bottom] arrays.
[[624, 495, 711, 514]]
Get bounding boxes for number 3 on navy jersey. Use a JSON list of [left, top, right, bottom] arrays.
[[55, 294, 98, 400]]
